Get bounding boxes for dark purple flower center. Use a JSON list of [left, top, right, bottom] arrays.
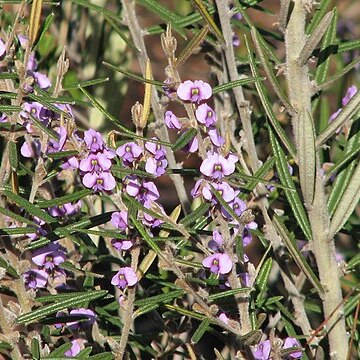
[[45, 255, 53, 262]]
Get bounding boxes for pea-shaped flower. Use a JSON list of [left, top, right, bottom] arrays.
[[111, 267, 138, 289], [177, 80, 212, 103], [202, 253, 232, 274]]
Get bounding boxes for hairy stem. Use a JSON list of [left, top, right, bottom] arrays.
[[122, 0, 190, 214], [285, 1, 348, 357]]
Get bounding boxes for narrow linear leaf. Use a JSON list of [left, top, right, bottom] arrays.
[[102, 62, 164, 86], [207, 287, 252, 301], [244, 35, 296, 159], [191, 318, 211, 344], [0, 105, 22, 113], [297, 10, 333, 66], [0, 256, 19, 278], [3, 190, 57, 224], [268, 128, 312, 241], [329, 160, 360, 238], [137, 0, 186, 38], [212, 77, 264, 94], [46, 150, 79, 160], [37, 189, 92, 208], [36, 291, 107, 303], [26, 93, 70, 118], [316, 89, 360, 146], [33, 12, 54, 50], [0, 73, 17, 80], [64, 77, 109, 90], [29, 113, 58, 140], [306, 0, 332, 34], [278, 0, 291, 33], [31, 338, 40, 360], [79, 86, 134, 136], [180, 202, 210, 226], [338, 39, 360, 53], [17, 290, 107, 324], [347, 253, 360, 270], [140, 59, 152, 128], [273, 215, 324, 294], [297, 110, 316, 206], [175, 26, 209, 68], [251, 28, 293, 111], [255, 258, 272, 293], [192, 0, 225, 44], [134, 290, 184, 307], [9, 141, 18, 170], [0, 206, 35, 225], [0, 227, 36, 235], [172, 127, 197, 151]]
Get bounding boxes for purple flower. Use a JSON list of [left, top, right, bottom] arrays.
[[253, 340, 271, 360], [82, 171, 116, 191], [342, 85, 357, 106], [243, 221, 258, 246], [116, 142, 142, 166], [283, 337, 302, 359], [84, 129, 104, 152], [202, 253, 233, 274], [207, 128, 225, 147], [22, 269, 48, 289], [62, 156, 79, 170], [32, 243, 67, 270], [33, 71, 51, 89], [240, 272, 251, 287], [0, 38, 6, 58], [125, 178, 160, 203], [201, 181, 236, 204], [47, 126, 67, 153], [67, 308, 96, 330], [222, 194, 246, 219], [145, 157, 167, 177], [177, 80, 212, 103], [218, 313, 229, 324], [111, 211, 128, 232], [182, 134, 199, 153], [145, 139, 166, 159], [195, 104, 216, 127], [79, 153, 112, 173], [232, 34, 240, 47], [49, 201, 81, 218], [142, 200, 164, 228], [164, 110, 182, 129], [20, 139, 41, 158], [111, 267, 138, 289], [208, 229, 224, 251], [200, 153, 238, 180], [111, 238, 133, 251], [64, 339, 84, 357]]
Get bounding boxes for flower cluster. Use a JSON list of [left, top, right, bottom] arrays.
[[252, 337, 302, 359]]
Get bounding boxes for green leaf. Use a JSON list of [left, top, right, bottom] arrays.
[[316, 89, 360, 146], [212, 77, 264, 95], [26, 93, 70, 118], [180, 202, 210, 226], [207, 287, 252, 301], [17, 290, 107, 324], [0, 255, 19, 278], [46, 150, 79, 160], [172, 128, 197, 151], [306, 0, 332, 34], [88, 353, 114, 360], [338, 39, 360, 53], [297, 110, 316, 206], [9, 141, 18, 170], [79, 86, 134, 136], [273, 215, 324, 294], [191, 318, 211, 344], [102, 62, 164, 87], [244, 35, 296, 159], [0, 227, 36, 235], [36, 189, 92, 208], [164, 304, 205, 320], [268, 128, 312, 241], [347, 253, 360, 270], [191, 0, 225, 44], [251, 27, 293, 111], [329, 160, 360, 237], [0, 73, 18, 80], [136, 0, 186, 38], [64, 77, 110, 90], [3, 190, 57, 224], [134, 290, 184, 307], [33, 12, 55, 50], [255, 258, 272, 293], [0, 105, 22, 113], [175, 26, 209, 68], [0, 206, 35, 225], [327, 160, 356, 216], [31, 338, 40, 360]]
